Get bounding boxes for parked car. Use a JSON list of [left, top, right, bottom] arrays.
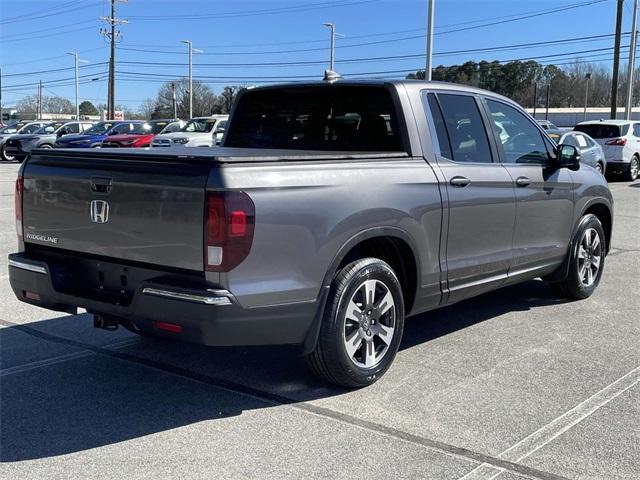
[[558, 131, 606, 175], [536, 119, 564, 142], [574, 120, 640, 180], [54, 121, 143, 149], [0, 121, 49, 161], [3, 121, 94, 161], [100, 119, 176, 148], [151, 115, 228, 147], [214, 120, 227, 145], [9, 81, 613, 387], [158, 120, 186, 134]]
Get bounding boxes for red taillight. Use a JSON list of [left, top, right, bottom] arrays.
[[204, 191, 255, 272], [605, 138, 627, 146], [15, 175, 23, 241]]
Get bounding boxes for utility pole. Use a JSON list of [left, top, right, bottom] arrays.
[[0, 68, 3, 124], [584, 73, 592, 121], [425, 0, 435, 80], [545, 84, 551, 120], [37, 80, 42, 120], [625, 0, 639, 119], [171, 82, 177, 119], [533, 82, 538, 118], [100, 0, 127, 120], [611, 0, 624, 119], [180, 40, 203, 119]]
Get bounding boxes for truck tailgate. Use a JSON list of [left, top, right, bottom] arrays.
[[22, 151, 210, 271]]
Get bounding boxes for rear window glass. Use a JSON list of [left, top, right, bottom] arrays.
[[575, 124, 628, 138], [224, 86, 404, 151]]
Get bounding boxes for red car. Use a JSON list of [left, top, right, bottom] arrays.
[[100, 119, 175, 148]]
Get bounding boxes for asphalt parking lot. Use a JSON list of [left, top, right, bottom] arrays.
[[0, 161, 638, 480]]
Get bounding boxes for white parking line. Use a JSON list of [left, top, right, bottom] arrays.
[[0, 338, 141, 377], [457, 365, 640, 480]]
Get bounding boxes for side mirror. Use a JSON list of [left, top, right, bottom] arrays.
[[556, 144, 580, 170]]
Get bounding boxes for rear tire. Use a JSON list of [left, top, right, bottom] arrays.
[[548, 214, 605, 300], [305, 257, 405, 388], [626, 155, 639, 181]]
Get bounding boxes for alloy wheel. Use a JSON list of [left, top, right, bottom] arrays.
[[577, 227, 602, 287], [343, 279, 396, 368], [630, 157, 639, 180]]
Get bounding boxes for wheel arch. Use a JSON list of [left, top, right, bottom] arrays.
[[302, 227, 421, 354], [582, 201, 612, 255]]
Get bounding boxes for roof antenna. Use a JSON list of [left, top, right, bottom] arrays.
[[323, 69, 342, 83]]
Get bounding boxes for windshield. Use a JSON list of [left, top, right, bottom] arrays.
[[181, 118, 217, 133], [130, 123, 153, 135], [225, 86, 403, 151], [575, 124, 628, 138], [0, 123, 24, 134], [34, 122, 64, 134], [21, 123, 44, 134], [159, 121, 183, 134], [84, 122, 115, 135], [149, 121, 169, 134]]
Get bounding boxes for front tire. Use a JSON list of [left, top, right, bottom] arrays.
[[305, 258, 405, 388], [548, 214, 606, 300], [627, 155, 639, 181], [1, 144, 15, 161]]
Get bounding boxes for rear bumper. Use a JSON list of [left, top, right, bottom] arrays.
[[8, 251, 316, 346], [605, 161, 631, 173]]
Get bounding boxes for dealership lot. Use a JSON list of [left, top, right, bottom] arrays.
[[0, 161, 638, 479]]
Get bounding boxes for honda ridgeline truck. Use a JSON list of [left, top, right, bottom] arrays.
[[8, 81, 613, 387]]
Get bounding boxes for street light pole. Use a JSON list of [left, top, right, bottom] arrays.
[[67, 52, 88, 120], [425, 0, 435, 80], [584, 73, 592, 122], [180, 40, 203, 119], [323, 23, 336, 71], [625, 0, 639, 120]]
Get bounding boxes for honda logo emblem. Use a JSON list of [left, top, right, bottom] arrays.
[[90, 200, 110, 224]]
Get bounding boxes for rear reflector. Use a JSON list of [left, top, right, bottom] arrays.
[[24, 291, 41, 301], [15, 175, 23, 241], [204, 191, 255, 272], [605, 138, 627, 146], [154, 321, 183, 333]]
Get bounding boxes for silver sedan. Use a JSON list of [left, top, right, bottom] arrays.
[[560, 131, 607, 174]]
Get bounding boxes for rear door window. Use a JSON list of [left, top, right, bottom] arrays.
[[633, 124, 640, 137], [225, 86, 404, 152], [428, 93, 493, 163]]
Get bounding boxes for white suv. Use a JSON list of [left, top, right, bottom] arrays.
[[151, 115, 228, 148], [574, 120, 640, 180]]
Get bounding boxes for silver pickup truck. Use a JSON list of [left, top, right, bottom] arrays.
[[8, 80, 613, 387]]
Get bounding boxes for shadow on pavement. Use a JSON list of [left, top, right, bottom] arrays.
[[1, 279, 565, 462]]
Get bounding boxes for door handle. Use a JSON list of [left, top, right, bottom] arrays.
[[515, 176, 531, 187], [449, 176, 470, 187]]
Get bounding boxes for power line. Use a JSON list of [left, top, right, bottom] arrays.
[[127, 0, 380, 21], [0, 1, 102, 25], [2, 63, 108, 79], [0, 19, 97, 41], [116, 33, 627, 69]]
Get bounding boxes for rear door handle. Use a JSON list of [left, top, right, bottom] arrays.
[[449, 176, 470, 187], [515, 176, 531, 187]]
